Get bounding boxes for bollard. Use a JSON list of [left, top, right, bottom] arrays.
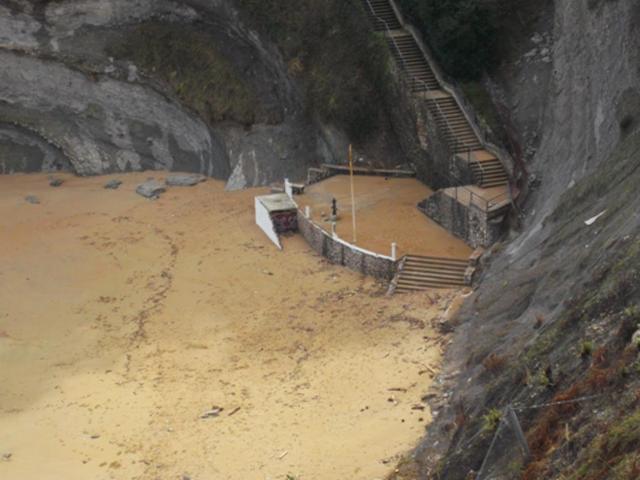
[[391, 242, 397, 261], [331, 222, 337, 239], [305, 205, 311, 218]]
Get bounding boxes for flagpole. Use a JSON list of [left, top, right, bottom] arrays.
[[349, 145, 357, 243]]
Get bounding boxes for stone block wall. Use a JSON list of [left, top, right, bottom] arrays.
[[418, 192, 504, 248], [297, 210, 397, 280], [306, 167, 336, 185]]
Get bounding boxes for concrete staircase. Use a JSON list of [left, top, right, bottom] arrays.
[[469, 154, 510, 188], [426, 96, 483, 153], [363, 0, 509, 188], [394, 255, 469, 292], [387, 33, 440, 93], [365, 0, 401, 31]]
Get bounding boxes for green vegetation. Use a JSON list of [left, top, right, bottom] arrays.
[[107, 23, 259, 125], [580, 340, 595, 358], [236, 0, 392, 141], [396, 0, 535, 80], [482, 407, 502, 432], [567, 410, 640, 480]]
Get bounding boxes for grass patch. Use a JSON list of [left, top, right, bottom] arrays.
[[580, 340, 595, 358], [482, 407, 502, 432], [107, 23, 260, 126], [566, 410, 640, 480]]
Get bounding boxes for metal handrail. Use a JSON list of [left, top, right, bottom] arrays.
[[362, 0, 471, 161], [362, 0, 499, 212], [389, 2, 518, 206]]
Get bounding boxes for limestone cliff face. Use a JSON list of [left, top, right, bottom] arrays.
[[401, 1, 640, 478], [0, 0, 350, 188]]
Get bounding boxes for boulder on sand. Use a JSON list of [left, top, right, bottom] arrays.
[[104, 179, 123, 190], [165, 174, 206, 187], [136, 180, 166, 199]]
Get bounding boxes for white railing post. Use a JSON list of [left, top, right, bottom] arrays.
[[391, 242, 397, 261], [284, 178, 293, 198], [305, 205, 311, 218], [331, 222, 338, 239]]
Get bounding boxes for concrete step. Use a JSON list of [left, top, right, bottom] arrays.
[[399, 275, 466, 285], [395, 284, 455, 292], [397, 278, 466, 289], [436, 119, 472, 128], [402, 265, 467, 275], [471, 163, 504, 172], [453, 144, 483, 153], [394, 254, 470, 292], [432, 111, 469, 121], [443, 130, 476, 137], [442, 129, 475, 138], [403, 263, 467, 275], [398, 272, 464, 285], [405, 254, 468, 264], [482, 181, 509, 188], [401, 272, 467, 284], [477, 175, 509, 183], [442, 125, 475, 133], [444, 132, 479, 141], [475, 170, 508, 178], [474, 171, 508, 179], [404, 64, 433, 71]]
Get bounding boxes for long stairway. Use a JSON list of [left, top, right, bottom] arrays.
[[387, 33, 439, 93], [364, 0, 511, 292], [364, 0, 401, 31], [395, 255, 469, 292], [468, 154, 510, 188], [362, 0, 509, 187], [426, 96, 483, 153]]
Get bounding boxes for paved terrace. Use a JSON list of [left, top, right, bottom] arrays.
[[297, 175, 472, 259]]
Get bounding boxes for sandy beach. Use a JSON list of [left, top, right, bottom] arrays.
[[0, 172, 459, 480]]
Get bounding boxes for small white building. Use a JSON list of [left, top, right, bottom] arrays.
[[254, 193, 298, 249]]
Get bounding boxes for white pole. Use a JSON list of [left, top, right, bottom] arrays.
[[391, 242, 397, 261], [305, 205, 311, 218], [331, 222, 337, 239]]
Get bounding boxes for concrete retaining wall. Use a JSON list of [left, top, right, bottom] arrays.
[[418, 192, 504, 248], [297, 210, 397, 280]]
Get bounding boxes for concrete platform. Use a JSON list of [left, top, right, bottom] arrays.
[[442, 185, 510, 210], [454, 150, 497, 164], [297, 176, 472, 259]]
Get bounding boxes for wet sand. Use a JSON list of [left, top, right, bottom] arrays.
[[0, 173, 458, 480], [297, 176, 472, 259]]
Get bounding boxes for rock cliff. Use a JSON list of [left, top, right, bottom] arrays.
[[0, 0, 365, 188], [395, 1, 640, 478]]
